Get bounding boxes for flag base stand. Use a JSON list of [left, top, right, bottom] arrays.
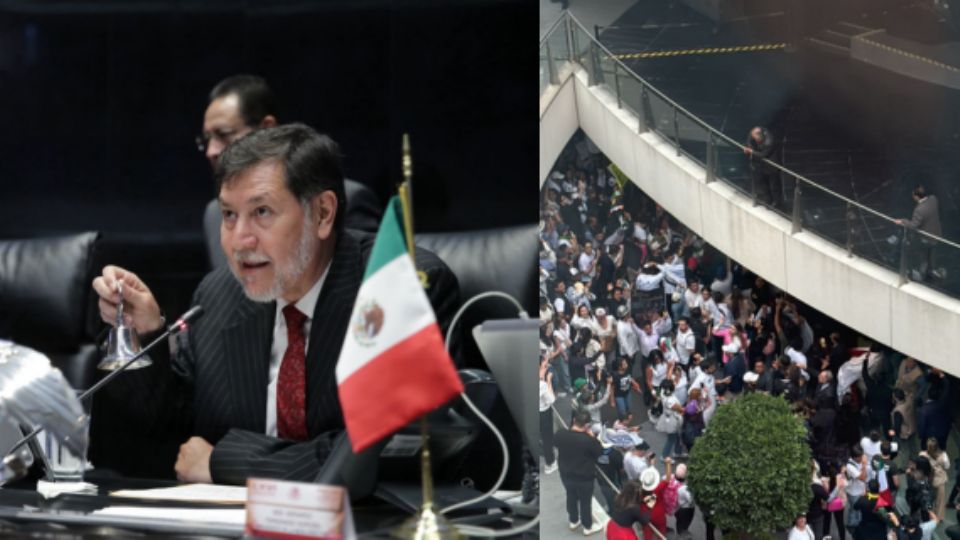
[[390, 418, 462, 540], [391, 502, 461, 540]]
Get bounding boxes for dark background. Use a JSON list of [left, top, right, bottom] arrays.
[[0, 0, 536, 318]]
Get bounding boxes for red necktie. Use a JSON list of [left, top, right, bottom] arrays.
[[277, 304, 308, 441]]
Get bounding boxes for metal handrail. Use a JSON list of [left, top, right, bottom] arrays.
[[541, 11, 960, 254], [539, 13, 568, 47]]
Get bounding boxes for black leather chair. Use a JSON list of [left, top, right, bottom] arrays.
[[0, 232, 101, 390], [415, 224, 538, 369], [203, 179, 382, 268]]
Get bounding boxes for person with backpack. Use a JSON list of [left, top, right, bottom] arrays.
[[655, 378, 684, 459], [843, 445, 869, 533], [673, 463, 695, 539]]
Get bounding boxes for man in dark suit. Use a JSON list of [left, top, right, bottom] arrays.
[[744, 126, 780, 209], [198, 74, 383, 270], [896, 185, 943, 280], [92, 124, 458, 484]]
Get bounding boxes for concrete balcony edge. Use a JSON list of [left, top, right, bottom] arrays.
[[539, 63, 960, 373]]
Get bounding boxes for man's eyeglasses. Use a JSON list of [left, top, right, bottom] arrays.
[[194, 129, 247, 153]]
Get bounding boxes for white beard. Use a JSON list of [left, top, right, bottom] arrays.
[[233, 203, 315, 303]]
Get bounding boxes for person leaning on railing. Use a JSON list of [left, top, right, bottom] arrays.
[[744, 126, 781, 209], [894, 185, 943, 281]]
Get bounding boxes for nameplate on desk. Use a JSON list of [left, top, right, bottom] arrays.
[[245, 478, 355, 540]]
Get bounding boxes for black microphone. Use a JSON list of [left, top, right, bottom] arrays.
[[167, 305, 205, 335], [5, 305, 204, 456]]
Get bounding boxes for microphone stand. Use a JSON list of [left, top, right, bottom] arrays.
[[5, 306, 203, 457]]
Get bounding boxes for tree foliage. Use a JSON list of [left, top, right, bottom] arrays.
[[687, 392, 810, 537]]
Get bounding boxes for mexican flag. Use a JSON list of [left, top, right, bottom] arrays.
[[336, 196, 464, 452], [875, 461, 893, 510]]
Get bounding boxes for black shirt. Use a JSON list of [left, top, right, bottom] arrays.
[[597, 447, 625, 487], [808, 482, 829, 521], [725, 355, 747, 394], [596, 254, 616, 290], [613, 372, 634, 398], [610, 504, 651, 528], [690, 318, 708, 355], [554, 429, 603, 482]]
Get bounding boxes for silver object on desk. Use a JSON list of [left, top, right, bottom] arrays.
[[0, 340, 88, 485], [98, 279, 149, 370]]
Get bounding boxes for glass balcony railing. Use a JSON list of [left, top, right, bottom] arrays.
[[540, 11, 960, 298]]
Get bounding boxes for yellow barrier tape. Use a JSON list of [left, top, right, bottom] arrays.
[[613, 42, 787, 60], [855, 37, 960, 73]]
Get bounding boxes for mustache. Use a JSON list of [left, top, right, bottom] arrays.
[[233, 251, 271, 264]]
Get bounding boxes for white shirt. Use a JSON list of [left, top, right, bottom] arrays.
[[635, 271, 664, 292], [555, 323, 572, 349], [661, 259, 686, 294], [684, 288, 701, 311], [617, 319, 642, 358], [266, 269, 328, 438], [677, 483, 694, 508], [624, 452, 648, 481], [710, 272, 733, 297], [539, 380, 555, 412], [675, 328, 696, 365], [700, 297, 721, 324], [785, 346, 808, 369], [650, 362, 668, 388], [673, 370, 689, 405], [632, 224, 648, 242], [578, 251, 596, 278], [639, 330, 660, 359], [859, 437, 882, 461], [691, 370, 716, 399], [844, 461, 866, 497], [787, 526, 815, 540], [571, 313, 595, 331], [552, 296, 566, 316], [593, 317, 616, 343]]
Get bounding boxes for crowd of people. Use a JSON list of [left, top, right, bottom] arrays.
[[538, 135, 960, 540]]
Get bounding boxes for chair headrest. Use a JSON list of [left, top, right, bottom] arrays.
[[415, 224, 537, 316], [0, 232, 100, 352]]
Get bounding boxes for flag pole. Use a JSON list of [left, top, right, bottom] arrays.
[[393, 134, 460, 540]]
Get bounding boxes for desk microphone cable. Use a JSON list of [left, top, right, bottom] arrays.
[[432, 291, 538, 537]]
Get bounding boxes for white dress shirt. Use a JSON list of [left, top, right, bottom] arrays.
[[265, 268, 329, 437], [617, 319, 642, 358], [675, 328, 696, 366], [639, 330, 660, 359]]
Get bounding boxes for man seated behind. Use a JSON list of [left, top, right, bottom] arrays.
[[92, 124, 458, 484], [199, 75, 383, 270]]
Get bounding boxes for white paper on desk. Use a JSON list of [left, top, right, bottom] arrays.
[[109, 483, 247, 504], [92, 506, 246, 525]]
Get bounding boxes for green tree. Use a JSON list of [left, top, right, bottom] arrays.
[[687, 392, 810, 539]]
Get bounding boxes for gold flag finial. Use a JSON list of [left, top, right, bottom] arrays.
[[398, 133, 428, 289], [402, 133, 413, 183]]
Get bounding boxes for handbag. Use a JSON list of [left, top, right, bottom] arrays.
[[656, 410, 680, 434], [826, 496, 844, 512]]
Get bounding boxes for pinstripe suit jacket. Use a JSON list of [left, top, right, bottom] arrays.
[[107, 230, 459, 484]]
